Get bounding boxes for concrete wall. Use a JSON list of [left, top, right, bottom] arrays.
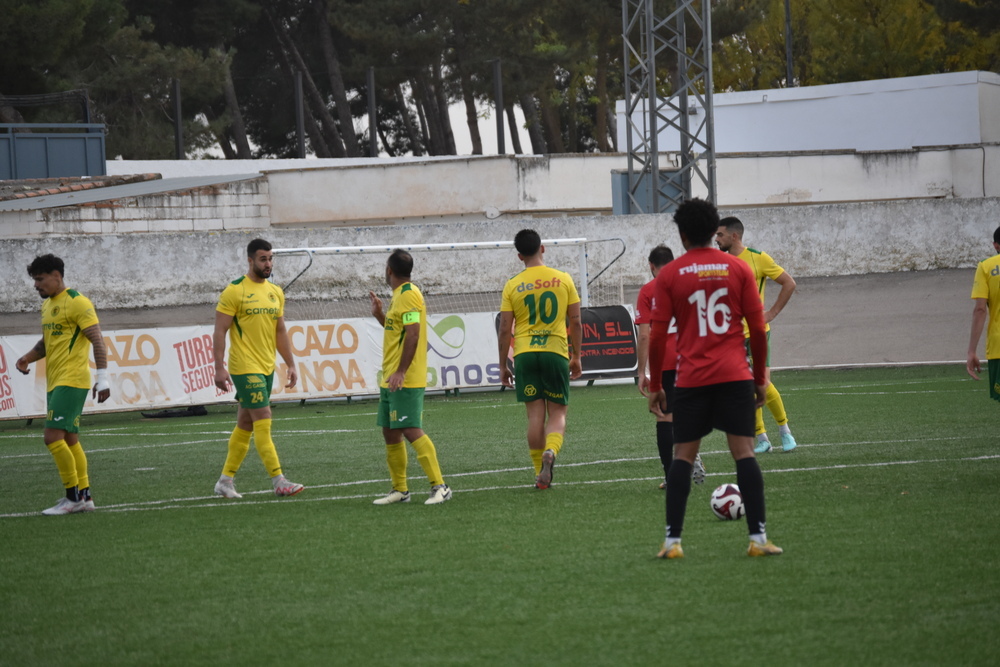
[[3, 197, 997, 314], [0, 177, 269, 238]]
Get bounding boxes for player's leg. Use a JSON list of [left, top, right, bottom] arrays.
[[717, 381, 782, 556], [395, 389, 450, 505], [373, 389, 411, 504], [514, 353, 547, 477], [657, 385, 712, 559], [654, 369, 674, 489], [215, 374, 254, 498], [41, 387, 88, 514], [65, 432, 95, 511], [242, 373, 303, 497], [747, 339, 772, 453], [535, 352, 571, 489]]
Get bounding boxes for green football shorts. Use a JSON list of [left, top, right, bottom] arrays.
[[514, 351, 570, 405], [377, 386, 425, 429], [744, 330, 773, 366], [45, 386, 89, 433], [989, 359, 1000, 402], [231, 373, 274, 409]]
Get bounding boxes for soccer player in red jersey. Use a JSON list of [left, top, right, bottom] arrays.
[[635, 245, 706, 489], [647, 198, 783, 558]]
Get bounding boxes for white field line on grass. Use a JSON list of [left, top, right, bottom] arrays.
[[2, 450, 997, 519]]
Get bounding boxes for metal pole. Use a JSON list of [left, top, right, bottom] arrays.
[[578, 244, 590, 308], [294, 71, 306, 158], [367, 66, 378, 157], [172, 78, 183, 160], [493, 59, 505, 154], [784, 0, 794, 86]]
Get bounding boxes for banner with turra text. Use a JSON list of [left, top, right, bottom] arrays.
[[0, 313, 502, 421], [0, 308, 637, 421]]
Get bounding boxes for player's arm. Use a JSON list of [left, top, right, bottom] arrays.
[[275, 316, 298, 389], [764, 271, 796, 324], [567, 301, 582, 380], [743, 278, 769, 407], [646, 319, 669, 417], [636, 322, 650, 396], [213, 310, 233, 391], [967, 297, 988, 380], [388, 316, 420, 391], [15, 338, 45, 374], [497, 310, 515, 387], [369, 291, 385, 326], [82, 324, 111, 403]]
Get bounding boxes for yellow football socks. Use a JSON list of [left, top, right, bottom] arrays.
[[411, 434, 444, 487], [386, 441, 408, 492], [69, 442, 89, 491], [252, 419, 283, 478], [223, 426, 252, 477], [545, 432, 564, 457], [46, 439, 78, 489], [766, 383, 788, 425], [530, 448, 544, 475]]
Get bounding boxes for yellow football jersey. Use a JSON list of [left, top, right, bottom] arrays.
[[500, 265, 580, 358], [41, 288, 100, 391], [737, 247, 785, 335], [216, 276, 285, 375], [381, 282, 428, 388], [971, 253, 1000, 359]]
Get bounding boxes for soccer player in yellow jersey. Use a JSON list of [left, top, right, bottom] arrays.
[[716, 217, 799, 453], [498, 229, 583, 489], [16, 254, 111, 515], [967, 225, 1000, 400], [212, 238, 304, 499], [368, 249, 452, 505]]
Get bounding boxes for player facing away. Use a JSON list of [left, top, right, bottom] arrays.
[[16, 254, 111, 515], [635, 245, 706, 489], [966, 225, 1000, 399], [648, 199, 783, 558], [498, 229, 583, 489], [716, 216, 798, 453], [212, 238, 304, 499], [368, 249, 452, 505]]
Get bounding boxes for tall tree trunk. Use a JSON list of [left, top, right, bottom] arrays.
[[594, 28, 611, 152], [452, 22, 481, 155], [606, 105, 618, 152], [458, 69, 481, 155], [377, 123, 396, 157], [218, 51, 252, 159], [303, 107, 332, 158], [414, 87, 432, 155], [267, 7, 346, 157], [394, 84, 424, 156], [432, 63, 457, 155], [519, 94, 546, 154], [314, 0, 359, 156], [567, 70, 579, 152], [504, 102, 522, 154], [537, 88, 564, 153], [413, 72, 445, 155]]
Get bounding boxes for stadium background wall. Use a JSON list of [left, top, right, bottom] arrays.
[[1, 196, 998, 314]]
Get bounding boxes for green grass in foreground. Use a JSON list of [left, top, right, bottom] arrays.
[[1, 365, 998, 666]]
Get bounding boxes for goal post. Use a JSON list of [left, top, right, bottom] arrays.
[[271, 237, 627, 322]]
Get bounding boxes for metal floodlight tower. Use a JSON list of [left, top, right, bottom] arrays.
[[622, 0, 717, 212]]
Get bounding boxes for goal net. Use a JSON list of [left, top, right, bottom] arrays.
[[272, 238, 627, 322]]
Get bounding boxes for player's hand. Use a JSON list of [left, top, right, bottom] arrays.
[[15, 357, 30, 375], [500, 365, 514, 388], [569, 356, 582, 380], [285, 365, 298, 389], [754, 383, 768, 408], [967, 352, 982, 380], [214, 368, 232, 392], [388, 370, 405, 391], [92, 385, 111, 403], [368, 291, 383, 318], [638, 373, 650, 396], [648, 389, 667, 418], [764, 309, 777, 324]]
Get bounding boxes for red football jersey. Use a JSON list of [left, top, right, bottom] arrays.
[[649, 247, 765, 388], [635, 279, 677, 368]]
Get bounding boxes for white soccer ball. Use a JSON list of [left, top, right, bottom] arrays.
[[710, 483, 745, 521]]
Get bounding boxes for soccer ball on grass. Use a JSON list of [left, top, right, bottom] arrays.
[[710, 483, 745, 520]]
